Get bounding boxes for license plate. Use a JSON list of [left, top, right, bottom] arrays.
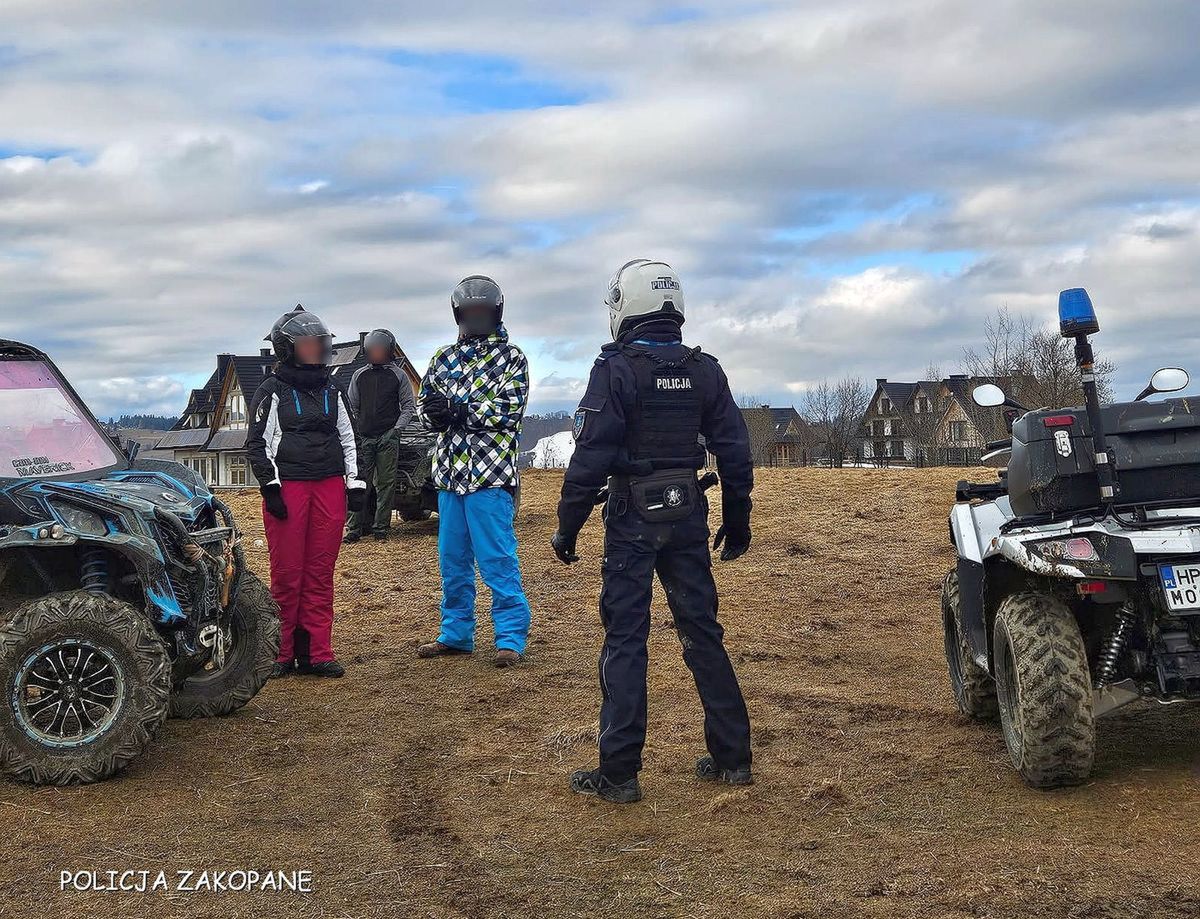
[[1160, 563, 1200, 611]]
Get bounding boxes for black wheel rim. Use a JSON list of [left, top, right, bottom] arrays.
[[13, 639, 125, 748], [995, 624, 1024, 762]]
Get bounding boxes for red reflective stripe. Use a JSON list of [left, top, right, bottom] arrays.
[[1042, 415, 1075, 427]]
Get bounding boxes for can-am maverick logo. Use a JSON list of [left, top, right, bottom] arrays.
[[651, 277, 681, 291], [12, 456, 76, 476]]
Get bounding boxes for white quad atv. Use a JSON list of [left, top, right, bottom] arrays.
[[944, 288, 1200, 788]]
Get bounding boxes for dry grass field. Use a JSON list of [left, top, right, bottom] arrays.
[[3, 467, 1200, 918]]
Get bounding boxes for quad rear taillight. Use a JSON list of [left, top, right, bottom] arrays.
[[1034, 536, 1099, 562], [1042, 415, 1075, 428], [1063, 537, 1098, 560]]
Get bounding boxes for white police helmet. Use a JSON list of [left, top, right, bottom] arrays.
[[605, 259, 685, 341]]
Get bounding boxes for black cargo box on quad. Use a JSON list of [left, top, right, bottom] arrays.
[[1007, 397, 1200, 517]]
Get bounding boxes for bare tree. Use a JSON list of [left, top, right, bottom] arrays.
[[962, 305, 1115, 404], [961, 305, 1117, 444], [802, 376, 870, 467], [736, 394, 777, 467], [540, 436, 563, 469]]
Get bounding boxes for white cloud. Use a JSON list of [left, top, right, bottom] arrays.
[[0, 1, 1197, 417]]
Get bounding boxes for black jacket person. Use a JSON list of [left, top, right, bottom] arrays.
[[551, 259, 754, 804], [344, 329, 416, 541]]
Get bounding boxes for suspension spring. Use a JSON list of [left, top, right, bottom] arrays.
[[1095, 602, 1137, 688], [80, 549, 110, 595]]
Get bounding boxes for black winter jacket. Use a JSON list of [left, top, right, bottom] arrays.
[[246, 364, 364, 488]]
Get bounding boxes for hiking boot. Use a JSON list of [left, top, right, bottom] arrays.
[[300, 659, 345, 678], [372, 531, 389, 541], [417, 640, 471, 659], [494, 649, 521, 668], [268, 661, 294, 679], [343, 532, 362, 544], [695, 756, 754, 786], [569, 767, 642, 804]]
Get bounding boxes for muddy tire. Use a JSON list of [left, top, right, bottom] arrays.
[[941, 570, 998, 720], [0, 591, 170, 785], [993, 590, 1095, 789], [169, 573, 280, 719]]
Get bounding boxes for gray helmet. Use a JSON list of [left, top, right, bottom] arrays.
[[265, 304, 334, 366], [451, 275, 504, 337], [363, 328, 396, 363], [605, 259, 684, 340]]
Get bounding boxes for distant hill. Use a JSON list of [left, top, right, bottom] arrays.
[[520, 411, 573, 451], [105, 414, 178, 431]]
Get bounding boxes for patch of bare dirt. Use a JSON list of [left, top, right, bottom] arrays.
[[3, 468, 1200, 918]]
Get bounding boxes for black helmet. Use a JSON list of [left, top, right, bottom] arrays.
[[451, 275, 504, 337], [363, 328, 396, 363], [265, 304, 334, 366]]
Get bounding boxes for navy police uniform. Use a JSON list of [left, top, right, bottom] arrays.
[[557, 320, 754, 784]]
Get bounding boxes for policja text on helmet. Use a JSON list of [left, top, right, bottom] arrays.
[[605, 259, 685, 341]]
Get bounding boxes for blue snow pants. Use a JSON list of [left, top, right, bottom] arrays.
[[436, 488, 531, 654]]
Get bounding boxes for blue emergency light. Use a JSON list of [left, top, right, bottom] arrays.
[[1058, 287, 1100, 338]]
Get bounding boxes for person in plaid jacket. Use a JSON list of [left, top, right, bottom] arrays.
[[416, 276, 532, 667]]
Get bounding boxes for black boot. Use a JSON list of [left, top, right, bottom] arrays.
[[268, 661, 294, 679], [569, 767, 642, 804], [695, 756, 753, 786], [302, 659, 345, 678]]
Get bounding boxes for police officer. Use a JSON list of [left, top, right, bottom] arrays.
[[551, 259, 754, 804]]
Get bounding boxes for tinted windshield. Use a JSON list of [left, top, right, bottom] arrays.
[[0, 359, 124, 478]]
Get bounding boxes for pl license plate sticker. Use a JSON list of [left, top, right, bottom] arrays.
[[1160, 563, 1200, 611]]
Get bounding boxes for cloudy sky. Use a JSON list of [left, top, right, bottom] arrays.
[[1, 1, 1198, 418]]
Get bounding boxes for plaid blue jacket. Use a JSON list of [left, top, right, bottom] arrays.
[[418, 326, 529, 494]]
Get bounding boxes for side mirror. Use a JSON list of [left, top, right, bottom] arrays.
[[1135, 367, 1190, 401], [972, 384, 1006, 408]]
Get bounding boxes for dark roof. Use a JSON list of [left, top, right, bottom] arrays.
[[769, 407, 806, 441], [154, 429, 210, 449], [230, 356, 273, 404], [207, 429, 248, 451], [740, 406, 807, 445], [880, 381, 920, 405]]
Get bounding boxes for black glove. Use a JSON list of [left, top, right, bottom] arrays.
[[713, 497, 751, 562], [423, 392, 453, 431], [448, 400, 469, 430], [346, 486, 366, 514], [551, 530, 579, 565], [261, 484, 288, 521]]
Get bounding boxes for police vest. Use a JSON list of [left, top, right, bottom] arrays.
[[622, 344, 706, 471]]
